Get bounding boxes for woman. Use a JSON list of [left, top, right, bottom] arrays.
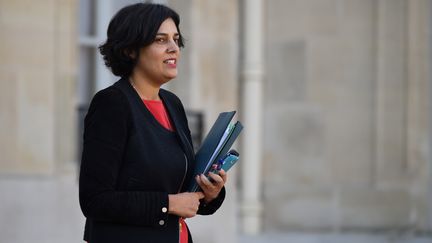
[[79, 3, 227, 243]]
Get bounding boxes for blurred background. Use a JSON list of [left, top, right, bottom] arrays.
[[1, 0, 432, 242]]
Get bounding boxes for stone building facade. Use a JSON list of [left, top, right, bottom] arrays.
[[262, 0, 431, 232], [0, 0, 77, 175]]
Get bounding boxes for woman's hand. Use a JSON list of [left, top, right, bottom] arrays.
[[168, 192, 204, 218], [195, 169, 227, 203]]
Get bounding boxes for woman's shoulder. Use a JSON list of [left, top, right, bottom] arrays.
[[86, 85, 130, 121], [90, 85, 128, 108]]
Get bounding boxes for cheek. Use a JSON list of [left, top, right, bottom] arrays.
[[139, 56, 160, 71], [139, 49, 162, 68]]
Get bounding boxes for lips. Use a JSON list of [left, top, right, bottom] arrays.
[[163, 58, 176, 64]]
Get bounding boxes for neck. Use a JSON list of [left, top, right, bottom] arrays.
[[129, 73, 161, 101]]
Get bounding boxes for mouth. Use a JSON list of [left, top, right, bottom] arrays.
[[163, 58, 177, 65]]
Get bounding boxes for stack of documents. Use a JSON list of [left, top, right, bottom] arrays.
[[187, 111, 243, 192]]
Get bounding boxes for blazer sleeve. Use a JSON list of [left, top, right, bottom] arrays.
[[79, 87, 170, 227], [197, 186, 226, 215]]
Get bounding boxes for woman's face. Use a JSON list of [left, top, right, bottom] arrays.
[[134, 18, 180, 85]]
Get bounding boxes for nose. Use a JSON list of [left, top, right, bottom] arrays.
[[166, 39, 179, 53]]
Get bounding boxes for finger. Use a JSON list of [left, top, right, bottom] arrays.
[[208, 172, 224, 185], [195, 175, 205, 189], [195, 176, 212, 196], [196, 175, 209, 192], [200, 174, 215, 188], [219, 169, 228, 182], [196, 191, 205, 199]]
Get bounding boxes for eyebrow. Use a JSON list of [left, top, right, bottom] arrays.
[[156, 33, 179, 36]]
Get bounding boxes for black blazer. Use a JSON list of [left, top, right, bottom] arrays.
[[79, 78, 225, 243]]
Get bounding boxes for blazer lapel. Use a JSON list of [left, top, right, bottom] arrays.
[[159, 90, 195, 161], [116, 79, 195, 162]]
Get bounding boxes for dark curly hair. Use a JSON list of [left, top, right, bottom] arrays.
[[99, 3, 184, 77]]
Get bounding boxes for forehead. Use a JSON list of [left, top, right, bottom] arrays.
[[157, 18, 178, 34]]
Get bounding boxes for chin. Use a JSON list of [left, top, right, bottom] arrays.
[[161, 75, 177, 84], [164, 72, 178, 80]]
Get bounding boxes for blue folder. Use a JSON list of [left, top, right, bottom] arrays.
[[187, 111, 243, 192]]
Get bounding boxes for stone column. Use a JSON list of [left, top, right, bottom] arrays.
[[375, 0, 408, 189], [429, 0, 432, 228], [240, 0, 264, 235], [404, 0, 432, 231]]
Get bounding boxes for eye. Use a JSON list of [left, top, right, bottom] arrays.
[[174, 38, 180, 46], [155, 38, 166, 44]]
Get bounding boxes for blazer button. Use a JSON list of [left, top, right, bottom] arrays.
[[159, 220, 165, 226], [162, 207, 168, 213]]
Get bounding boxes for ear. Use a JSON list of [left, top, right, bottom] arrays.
[[124, 48, 137, 59]]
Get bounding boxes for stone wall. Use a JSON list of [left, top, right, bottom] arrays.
[[0, 0, 77, 175], [262, 0, 431, 231]]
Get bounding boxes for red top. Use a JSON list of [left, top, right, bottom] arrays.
[[143, 99, 174, 132], [142, 99, 188, 243]]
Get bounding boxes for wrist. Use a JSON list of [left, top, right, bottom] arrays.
[[168, 194, 176, 214], [203, 195, 216, 204]]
